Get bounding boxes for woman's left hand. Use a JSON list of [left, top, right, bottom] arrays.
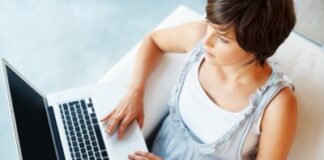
[[128, 151, 162, 160]]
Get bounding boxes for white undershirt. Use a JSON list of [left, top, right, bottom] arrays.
[[179, 54, 263, 157]]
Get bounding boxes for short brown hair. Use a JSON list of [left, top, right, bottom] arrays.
[[206, 0, 296, 66]]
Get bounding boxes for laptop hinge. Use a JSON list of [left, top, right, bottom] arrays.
[[45, 101, 66, 160]]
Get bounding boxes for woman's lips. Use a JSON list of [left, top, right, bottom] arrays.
[[205, 50, 215, 57]]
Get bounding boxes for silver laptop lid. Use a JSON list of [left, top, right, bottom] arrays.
[[2, 59, 58, 160]]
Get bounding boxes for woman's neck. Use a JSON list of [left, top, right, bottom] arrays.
[[203, 58, 271, 85]]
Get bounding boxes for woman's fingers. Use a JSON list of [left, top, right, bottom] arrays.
[[117, 116, 133, 139], [133, 151, 162, 160], [100, 110, 115, 122], [105, 114, 123, 134], [128, 153, 149, 160], [138, 114, 144, 129]]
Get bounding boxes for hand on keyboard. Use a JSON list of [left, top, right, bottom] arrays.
[[100, 87, 145, 139]]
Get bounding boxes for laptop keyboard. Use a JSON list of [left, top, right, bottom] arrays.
[[59, 98, 109, 160]]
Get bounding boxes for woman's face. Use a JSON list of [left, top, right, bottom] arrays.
[[203, 20, 255, 67]]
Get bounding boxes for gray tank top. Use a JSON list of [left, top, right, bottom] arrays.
[[151, 41, 294, 160]]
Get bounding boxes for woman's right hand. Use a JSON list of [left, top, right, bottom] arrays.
[[100, 87, 145, 139]]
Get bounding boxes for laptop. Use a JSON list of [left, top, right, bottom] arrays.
[[2, 59, 148, 160]]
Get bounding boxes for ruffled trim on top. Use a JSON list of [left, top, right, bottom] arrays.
[[167, 47, 293, 154]]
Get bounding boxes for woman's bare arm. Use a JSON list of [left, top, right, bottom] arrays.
[[101, 20, 207, 139], [127, 20, 206, 92], [256, 87, 298, 160]]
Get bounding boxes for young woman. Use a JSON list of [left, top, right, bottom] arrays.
[[101, 0, 297, 159]]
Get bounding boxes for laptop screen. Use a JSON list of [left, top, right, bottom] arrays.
[[4, 63, 57, 160]]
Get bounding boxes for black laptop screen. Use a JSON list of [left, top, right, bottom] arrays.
[[5, 65, 57, 160]]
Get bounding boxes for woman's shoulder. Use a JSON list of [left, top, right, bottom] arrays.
[[260, 85, 297, 131], [269, 86, 297, 110], [258, 86, 297, 157], [262, 63, 297, 123]]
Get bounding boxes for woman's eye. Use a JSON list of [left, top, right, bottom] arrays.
[[218, 36, 228, 43]]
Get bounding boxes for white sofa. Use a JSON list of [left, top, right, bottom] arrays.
[[98, 6, 324, 160]]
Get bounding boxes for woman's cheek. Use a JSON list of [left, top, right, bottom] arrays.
[[217, 45, 239, 65]]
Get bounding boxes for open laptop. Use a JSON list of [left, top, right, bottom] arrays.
[[2, 59, 148, 160]]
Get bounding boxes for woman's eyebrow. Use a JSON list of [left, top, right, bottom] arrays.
[[216, 30, 231, 38], [206, 19, 233, 40], [214, 29, 233, 40]]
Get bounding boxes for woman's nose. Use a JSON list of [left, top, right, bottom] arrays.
[[203, 32, 216, 48]]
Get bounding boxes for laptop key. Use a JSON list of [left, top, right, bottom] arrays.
[[75, 152, 81, 158], [95, 151, 101, 157], [89, 157, 95, 160], [63, 103, 68, 110], [79, 142, 85, 148], [73, 147, 79, 152], [82, 153, 87, 159], [68, 101, 78, 107], [101, 151, 108, 157], [92, 118, 98, 124], [90, 113, 96, 118], [93, 123, 105, 150], [89, 131, 94, 136]]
